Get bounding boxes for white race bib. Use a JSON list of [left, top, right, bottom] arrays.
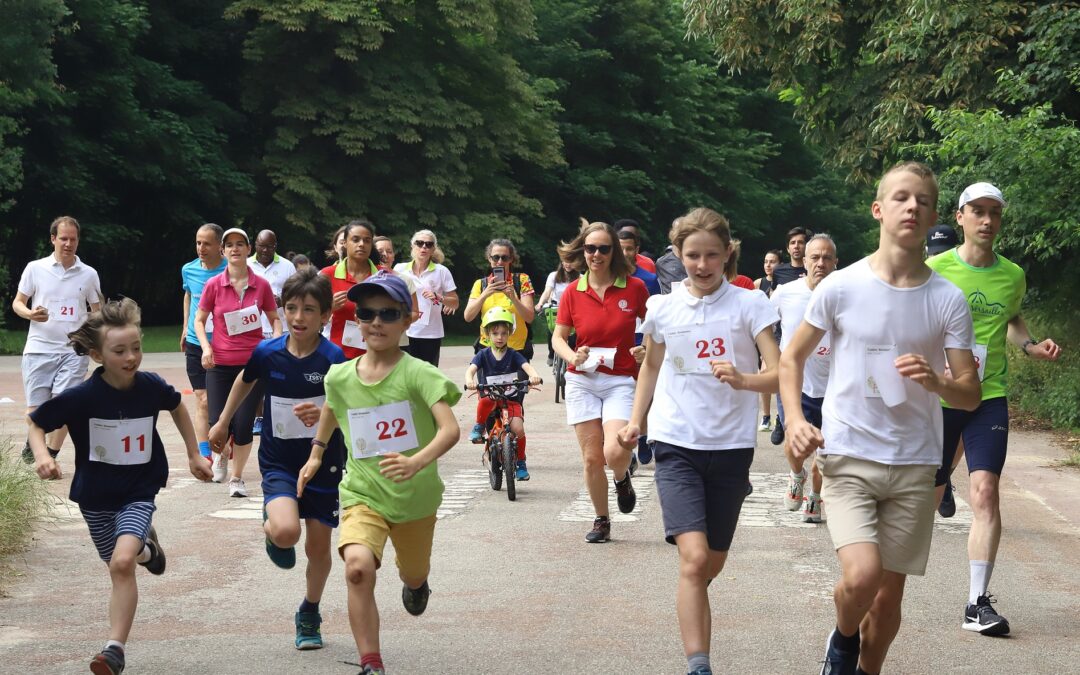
[[973, 343, 988, 382], [347, 400, 418, 459], [270, 395, 324, 440], [578, 347, 617, 373], [666, 320, 734, 374], [813, 334, 832, 360], [89, 417, 154, 466], [486, 373, 517, 385], [47, 298, 79, 323], [223, 306, 261, 336], [864, 345, 906, 407], [341, 320, 367, 350], [205, 313, 215, 334], [414, 295, 433, 328]]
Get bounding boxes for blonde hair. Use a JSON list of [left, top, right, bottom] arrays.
[[558, 219, 631, 279], [669, 207, 733, 251], [875, 161, 939, 207], [411, 229, 445, 264], [724, 239, 742, 282], [67, 298, 142, 356]]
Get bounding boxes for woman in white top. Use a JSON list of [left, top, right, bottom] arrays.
[[536, 259, 580, 364], [394, 229, 458, 366], [619, 207, 780, 675]]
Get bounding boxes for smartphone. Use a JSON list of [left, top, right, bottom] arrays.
[[491, 266, 506, 283]]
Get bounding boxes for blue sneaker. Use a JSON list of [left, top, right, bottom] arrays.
[[687, 668, 713, 675], [820, 628, 859, 675], [264, 508, 296, 569], [516, 460, 530, 481], [252, 416, 263, 436], [294, 610, 323, 650], [637, 436, 653, 464], [469, 423, 485, 444]]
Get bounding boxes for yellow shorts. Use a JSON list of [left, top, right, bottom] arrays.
[[817, 454, 937, 576], [337, 502, 436, 581]]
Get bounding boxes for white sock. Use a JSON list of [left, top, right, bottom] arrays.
[[791, 469, 806, 480], [136, 544, 152, 564], [105, 640, 124, 652], [970, 560, 993, 604]]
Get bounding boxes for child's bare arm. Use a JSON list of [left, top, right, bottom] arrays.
[[27, 419, 61, 480], [465, 364, 479, 389], [171, 402, 213, 481], [298, 403, 340, 497], [379, 401, 460, 483]]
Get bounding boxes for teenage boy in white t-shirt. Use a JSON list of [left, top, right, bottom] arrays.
[[780, 161, 981, 675], [769, 233, 837, 523]]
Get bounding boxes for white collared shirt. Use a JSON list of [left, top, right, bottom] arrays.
[[394, 262, 456, 339], [771, 277, 832, 398], [249, 254, 296, 335], [18, 254, 102, 354]]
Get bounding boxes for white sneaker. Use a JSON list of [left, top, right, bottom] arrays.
[[758, 416, 770, 432], [228, 477, 247, 498], [212, 450, 229, 483], [802, 494, 823, 523], [785, 471, 806, 511]]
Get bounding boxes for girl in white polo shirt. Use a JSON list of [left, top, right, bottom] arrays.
[[619, 207, 779, 675]]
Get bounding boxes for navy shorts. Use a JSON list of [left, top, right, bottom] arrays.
[[184, 342, 207, 390], [263, 470, 340, 528], [653, 442, 753, 551], [801, 393, 823, 428], [80, 500, 156, 562], [936, 396, 1009, 486]]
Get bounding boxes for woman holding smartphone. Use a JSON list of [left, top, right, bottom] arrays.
[[463, 238, 536, 360]]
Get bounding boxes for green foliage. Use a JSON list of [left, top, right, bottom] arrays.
[[0, 440, 52, 561], [1007, 307, 1080, 431]]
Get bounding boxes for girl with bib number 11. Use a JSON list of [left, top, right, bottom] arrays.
[[27, 298, 214, 675], [618, 208, 780, 675]]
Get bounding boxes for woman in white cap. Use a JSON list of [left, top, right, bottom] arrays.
[[195, 227, 281, 496], [394, 229, 458, 366]]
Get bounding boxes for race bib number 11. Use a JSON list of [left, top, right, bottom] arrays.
[[89, 417, 154, 466]]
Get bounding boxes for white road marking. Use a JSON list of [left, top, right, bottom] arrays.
[[208, 497, 263, 520], [558, 469, 655, 523], [437, 469, 493, 520]]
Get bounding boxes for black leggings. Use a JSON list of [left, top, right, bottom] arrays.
[[406, 337, 443, 367], [206, 364, 263, 446]]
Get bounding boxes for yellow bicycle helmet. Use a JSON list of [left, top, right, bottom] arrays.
[[481, 306, 516, 332]]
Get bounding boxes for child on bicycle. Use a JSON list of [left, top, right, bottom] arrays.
[[298, 271, 461, 675], [27, 298, 213, 675], [466, 307, 543, 481]]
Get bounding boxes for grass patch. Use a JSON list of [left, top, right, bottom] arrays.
[[0, 441, 52, 569]]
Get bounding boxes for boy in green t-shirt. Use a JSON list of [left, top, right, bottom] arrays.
[[299, 272, 461, 675]]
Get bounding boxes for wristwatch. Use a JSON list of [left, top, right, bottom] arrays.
[[1021, 339, 1038, 356]]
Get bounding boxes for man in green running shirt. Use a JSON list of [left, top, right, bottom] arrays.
[[928, 182, 1062, 637]]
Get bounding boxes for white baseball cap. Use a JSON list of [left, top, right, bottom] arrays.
[[958, 182, 1007, 210], [221, 227, 250, 245]]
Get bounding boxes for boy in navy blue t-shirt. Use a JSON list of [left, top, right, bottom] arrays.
[[209, 268, 345, 651], [466, 307, 542, 480]]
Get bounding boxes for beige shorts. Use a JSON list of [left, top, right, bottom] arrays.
[[338, 502, 436, 581], [817, 454, 937, 576]]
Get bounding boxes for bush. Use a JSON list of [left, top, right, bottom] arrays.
[[1006, 299, 1080, 432], [0, 441, 51, 560]]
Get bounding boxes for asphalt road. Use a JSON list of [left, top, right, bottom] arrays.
[[1, 348, 1078, 674]]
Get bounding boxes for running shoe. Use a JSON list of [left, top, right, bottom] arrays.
[[614, 473, 636, 513], [938, 479, 956, 518], [212, 449, 229, 483], [515, 460, 530, 481], [264, 508, 296, 569], [360, 666, 386, 675], [770, 417, 785, 446], [252, 416, 263, 436], [469, 423, 485, 444], [138, 526, 166, 575], [628, 452, 639, 478], [637, 437, 653, 465], [785, 470, 807, 511], [402, 580, 431, 616], [585, 516, 611, 543], [21, 440, 33, 464], [294, 610, 323, 649], [688, 668, 713, 675], [746, 482, 753, 497], [546, 354, 554, 367], [758, 416, 770, 432], [228, 477, 247, 498], [963, 595, 1010, 636], [48, 447, 59, 459], [819, 628, 859, 675], [89, 645, 125, 675], [802, 494, 823, 523]]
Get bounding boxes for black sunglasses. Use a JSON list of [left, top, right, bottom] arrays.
[[356, 307, 404, 323], [413, 240, 435, 249], [583, 244, 612, 255], [490, 254, 511, 262]]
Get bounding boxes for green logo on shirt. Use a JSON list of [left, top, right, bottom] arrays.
[[968, 290, 1006, 317]]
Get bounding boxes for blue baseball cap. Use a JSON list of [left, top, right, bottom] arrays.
[[346, 271, 411, 306], [926, 224, 958, 255]]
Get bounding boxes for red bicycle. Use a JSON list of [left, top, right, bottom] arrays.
[[467, 378, 539, 502]]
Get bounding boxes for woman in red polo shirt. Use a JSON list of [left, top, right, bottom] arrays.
[[195, 227, 280, 497], [552, 220, 649, 544]]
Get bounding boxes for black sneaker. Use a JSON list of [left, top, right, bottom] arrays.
[[139, 527, 166, 575], [402, 580, 431, 616], [628, 452, 639, 477], [90, 645, 125, 675], [938, 479, 956, 518], [614, 473, 636, 513], [819, 628, 859, 675], [963, 594, 1010, 636], [770, 418, 785, 446], [21, 440, 33, 464], [585, 516, 610, 543], [48, 447, 60, 459]]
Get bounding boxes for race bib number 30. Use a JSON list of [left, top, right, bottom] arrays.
[[223, 306, 261, 336], [347, 400, 418, 459], [667, 320, 734, 374], [89, 417, 154, 465]]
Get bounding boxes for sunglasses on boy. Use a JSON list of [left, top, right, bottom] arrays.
[[583, 244, 612, 255], [413, 240, 435, 249], [356, 307, 405, 323]]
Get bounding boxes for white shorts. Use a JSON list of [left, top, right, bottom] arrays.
[[564, 371, 635, 425], [23, 351, 89, 407]]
